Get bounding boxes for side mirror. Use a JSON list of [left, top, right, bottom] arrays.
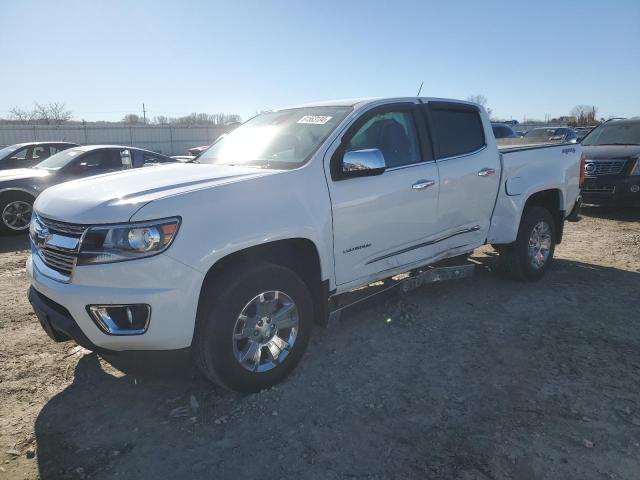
[[342, 148, 386, 177]]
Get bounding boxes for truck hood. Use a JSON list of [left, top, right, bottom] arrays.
[[582, 145, 640, 160], [34, 163, 277, 224], [0, 168, 51, 183]]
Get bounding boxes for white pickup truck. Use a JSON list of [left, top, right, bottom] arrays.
[[27, 97, 583, 392]]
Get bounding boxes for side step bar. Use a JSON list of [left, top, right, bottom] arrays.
[[327, 263, 475, 323]]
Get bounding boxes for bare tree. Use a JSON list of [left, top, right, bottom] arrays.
[[46, 102, 73, 124], [570, 105, 598, 127], [467, 94, 492, 118], [153, 115, 169, 125], [8, 107, 34, 123], [9, 102, 72, 124]]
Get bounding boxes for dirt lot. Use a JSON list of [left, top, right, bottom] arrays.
[[1, 208, 639, 480]]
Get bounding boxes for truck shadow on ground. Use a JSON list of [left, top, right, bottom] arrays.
[[33, 257, 640, 480], [580, 206, 639, 222], [0, 233, 29, 254]]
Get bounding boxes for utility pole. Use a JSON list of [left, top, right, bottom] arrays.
[[142, 103, 147, 124]]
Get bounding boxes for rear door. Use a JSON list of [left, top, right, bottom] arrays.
[[422, 101, 500, 253], [326, 102, 442, 286]]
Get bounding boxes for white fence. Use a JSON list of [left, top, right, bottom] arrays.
[[0, 124, 231, 156]]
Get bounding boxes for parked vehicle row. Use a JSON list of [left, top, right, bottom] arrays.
[[523, 127, 578, 143], [26, 96, 582, 392], [580, 118, 640, 207], [0, 146, 176, 232]]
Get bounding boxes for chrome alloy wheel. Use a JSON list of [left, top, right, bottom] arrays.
[[528, 220, 552, 270], [232, 291, 299, 373], [2, 200, 32, 231]]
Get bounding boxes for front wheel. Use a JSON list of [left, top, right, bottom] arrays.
[[194, 262, 313, 392], [498, 206, 556, 281], [0, 192, 34, 234]]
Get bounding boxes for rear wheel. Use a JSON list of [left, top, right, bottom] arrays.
[[498, 206, 556, 281], [194, 262, 313, 392], [0, 192, 34, 234]]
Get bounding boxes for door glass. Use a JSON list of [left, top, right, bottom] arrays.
[[32, 146, 50, 161], [430, 108, 485, 158], [10, 147, 29, 161], [68, 150, 122, 174], [346, 111, 420, 168]]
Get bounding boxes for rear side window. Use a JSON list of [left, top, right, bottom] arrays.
[[427, 105, 485, 159]]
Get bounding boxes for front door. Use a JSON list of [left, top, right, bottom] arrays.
[[326, 103, 442, 286]]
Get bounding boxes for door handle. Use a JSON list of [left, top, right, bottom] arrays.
[[478, 168, 496, 177], [412, 179, 436, 190]]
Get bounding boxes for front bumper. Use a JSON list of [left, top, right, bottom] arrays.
[[581, 176, 640, 207], [27, 252, 204, 352]]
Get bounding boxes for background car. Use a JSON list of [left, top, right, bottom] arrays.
[[575, 126, 596, 142], [523, 127, 578, 143], [0, 145, 176, 233], [0, 142, 79, 170], [491, 123, 519, 139], [580, 118, 640, 207]]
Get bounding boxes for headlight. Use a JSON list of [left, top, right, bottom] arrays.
[[630, 158, 640, 176], [78, 217, 180, 265]]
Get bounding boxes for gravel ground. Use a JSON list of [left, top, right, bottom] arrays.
[[0, 207, 639, 480]]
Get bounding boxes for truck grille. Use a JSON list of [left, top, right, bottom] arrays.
[[31, 215, 88, 281], [38, 215, 88, 237], [584, 160, 626, 176], [37, 247, 77, 277]]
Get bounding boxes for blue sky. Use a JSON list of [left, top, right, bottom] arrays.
[[0, 0, 638, 122]]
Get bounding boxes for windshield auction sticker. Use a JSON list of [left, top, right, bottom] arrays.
[[297, 115, 332, 125]]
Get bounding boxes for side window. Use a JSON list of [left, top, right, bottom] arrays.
[[346, 111, 420, 168], [428, 106, 485, 159], [9, 147, 29, 161], [69, 150, 123, 173], [32, 146, 51, 160]]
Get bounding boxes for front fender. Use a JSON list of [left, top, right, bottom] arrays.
[[130, 161, 335, 287]]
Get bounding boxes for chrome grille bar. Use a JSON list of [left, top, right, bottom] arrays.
[[38, 215, 88, 236], [31, 213, 87, 281], [584, 160, 627, 177]]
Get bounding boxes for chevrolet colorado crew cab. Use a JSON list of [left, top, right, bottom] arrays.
[[27, 97, 583, 392]]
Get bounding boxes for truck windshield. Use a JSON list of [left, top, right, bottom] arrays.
[[34, 148, 84, 170], [198, 106, 352, 169], [581, 121, 640, 146]]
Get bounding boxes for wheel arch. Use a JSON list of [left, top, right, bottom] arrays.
[[0, 187, 37, 200], [197, 238, 329, 327], [522, 188, 564, 243]]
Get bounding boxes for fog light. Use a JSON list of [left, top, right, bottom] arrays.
[[87, 304, 150, 335], [631, 185, 640, 193]]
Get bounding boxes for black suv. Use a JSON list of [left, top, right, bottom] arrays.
[[580, 118, 640, 207]]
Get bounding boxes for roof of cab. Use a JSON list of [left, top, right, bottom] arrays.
[[8, 141, 79, 148], [275, 96, 483, 112]]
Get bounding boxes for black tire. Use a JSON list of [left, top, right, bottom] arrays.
[[193, 262, 313, 392], [498, 206, 556, 281], [0, 192, 34, 235]]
